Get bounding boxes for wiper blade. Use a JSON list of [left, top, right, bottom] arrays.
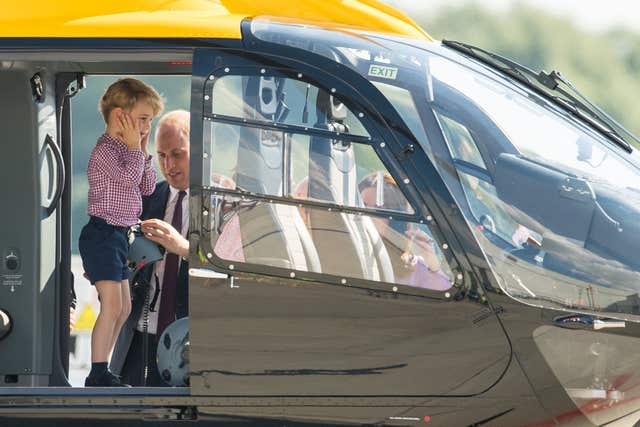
[[537, 70, 637, 152], [442, 39, 534, 85], [442, 39, 635, 154]]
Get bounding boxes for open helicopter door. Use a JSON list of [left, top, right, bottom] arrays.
[[186, 40, 512, 417]]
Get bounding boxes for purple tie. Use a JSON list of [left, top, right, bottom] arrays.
[[157, 190, 186, 336]]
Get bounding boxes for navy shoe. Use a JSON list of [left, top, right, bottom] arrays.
[[84, 370, 131, 387]]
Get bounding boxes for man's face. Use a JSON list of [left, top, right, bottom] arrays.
[[156, 128, 190, 190]]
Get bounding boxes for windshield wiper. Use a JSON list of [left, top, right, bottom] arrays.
[[442, 39, 635, 153]]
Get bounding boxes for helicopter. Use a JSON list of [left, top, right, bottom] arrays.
[[1, 1, 640, 426]]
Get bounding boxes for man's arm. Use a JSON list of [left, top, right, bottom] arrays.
[[140, 218, 189, 258]]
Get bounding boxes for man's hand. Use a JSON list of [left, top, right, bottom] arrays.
[[141, 218, 189, 258]]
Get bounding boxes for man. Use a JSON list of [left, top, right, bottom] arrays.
[[110, 110, 190, 386]]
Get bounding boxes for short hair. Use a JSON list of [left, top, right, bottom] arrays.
[[155, 109, 190, 145], [98, 78, 164, 123]]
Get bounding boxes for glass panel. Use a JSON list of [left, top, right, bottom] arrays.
[[211, 194, 452, 291], [211, 75, 369, 137], [207, 120, 414, 214], [426, 54, 640, 319], [207, 121, 283, 196], [372, 81, 434, 161], [289, 135, 414, 213], [435, 111, 486, 168]]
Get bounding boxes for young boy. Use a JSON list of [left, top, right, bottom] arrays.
[[79, 78, 163, 387]]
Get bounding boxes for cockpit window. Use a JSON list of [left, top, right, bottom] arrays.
[[202, 68, 453, 291], [428, 53, 640, 320], [435, 112, 485, 169], [250, 17, 640, 319], [211, 74, 369, 137], [207, 73, 413, 214]]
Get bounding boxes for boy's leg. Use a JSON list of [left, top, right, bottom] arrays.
[[92, 280, 123, 363], [109, 279, 132, 357]]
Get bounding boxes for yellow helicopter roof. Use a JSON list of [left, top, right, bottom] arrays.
[[0, 0, 431, 40]]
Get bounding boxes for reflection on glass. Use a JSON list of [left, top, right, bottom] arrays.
[[436, 111, 486, 169], [211, 75, 369, 137], [211, 194, 451, 291], [290, 136, 414, 214], [208, 119, 414, 214], [457, 165, 640, 318]]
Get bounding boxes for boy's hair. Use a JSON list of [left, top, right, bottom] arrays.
[[98, 78, 164, 123]]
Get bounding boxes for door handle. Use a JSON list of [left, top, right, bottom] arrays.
[[42, 134, 65, 217], [553, 314, 625, 330]]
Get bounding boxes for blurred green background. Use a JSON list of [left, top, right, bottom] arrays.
[[386, 1, 640, 138]]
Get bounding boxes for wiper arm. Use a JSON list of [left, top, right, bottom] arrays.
[[442, 39, 635, 154], [537, 70, 637, 152]]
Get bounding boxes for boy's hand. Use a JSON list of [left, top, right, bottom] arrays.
[[141, 133, 150, 158], [118, 111, 141, 151]]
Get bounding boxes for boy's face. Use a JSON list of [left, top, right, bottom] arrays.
[[122, 100, 155, 141]]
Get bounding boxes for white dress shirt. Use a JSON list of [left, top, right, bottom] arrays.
[[136, 186, 189, 334]]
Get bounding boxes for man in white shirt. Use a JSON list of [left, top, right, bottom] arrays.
[[111, 110, 190, 386]]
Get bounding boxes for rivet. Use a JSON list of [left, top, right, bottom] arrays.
[[224, 67, 229, 73], [442, 243, 449, 250], [419, 220, 424, 224], [206, 253, 212, 258], [209, 75, 214, 80], [392, 286, 398, 292], [380, 142, 386, 148], [456, 273, 463, 281], [203, 152, 208, 158], [328, 208, 332, 211], [388, 216, 393, 220], [297, 73, 303, 78], [290, 272, 296, 278], [427, 215, 433, 221], [331, 88, 336, 93], [229, 264, 235, 270], [260, 68, 266, 74], [203, 210, 208, 216], [341, 279, 347, 284], [358, 112, 364, 118], [445, 292, 451, 298], [204, 95, 210, 100], [403, 178, 410, 184]]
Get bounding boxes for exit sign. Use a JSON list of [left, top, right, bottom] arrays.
[[368, 64, 398, 80]]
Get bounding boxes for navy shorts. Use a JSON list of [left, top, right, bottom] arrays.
[[79, 216, 130, 284]]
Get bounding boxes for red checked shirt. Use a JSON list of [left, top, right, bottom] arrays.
[[87, 133, 156, 227]]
